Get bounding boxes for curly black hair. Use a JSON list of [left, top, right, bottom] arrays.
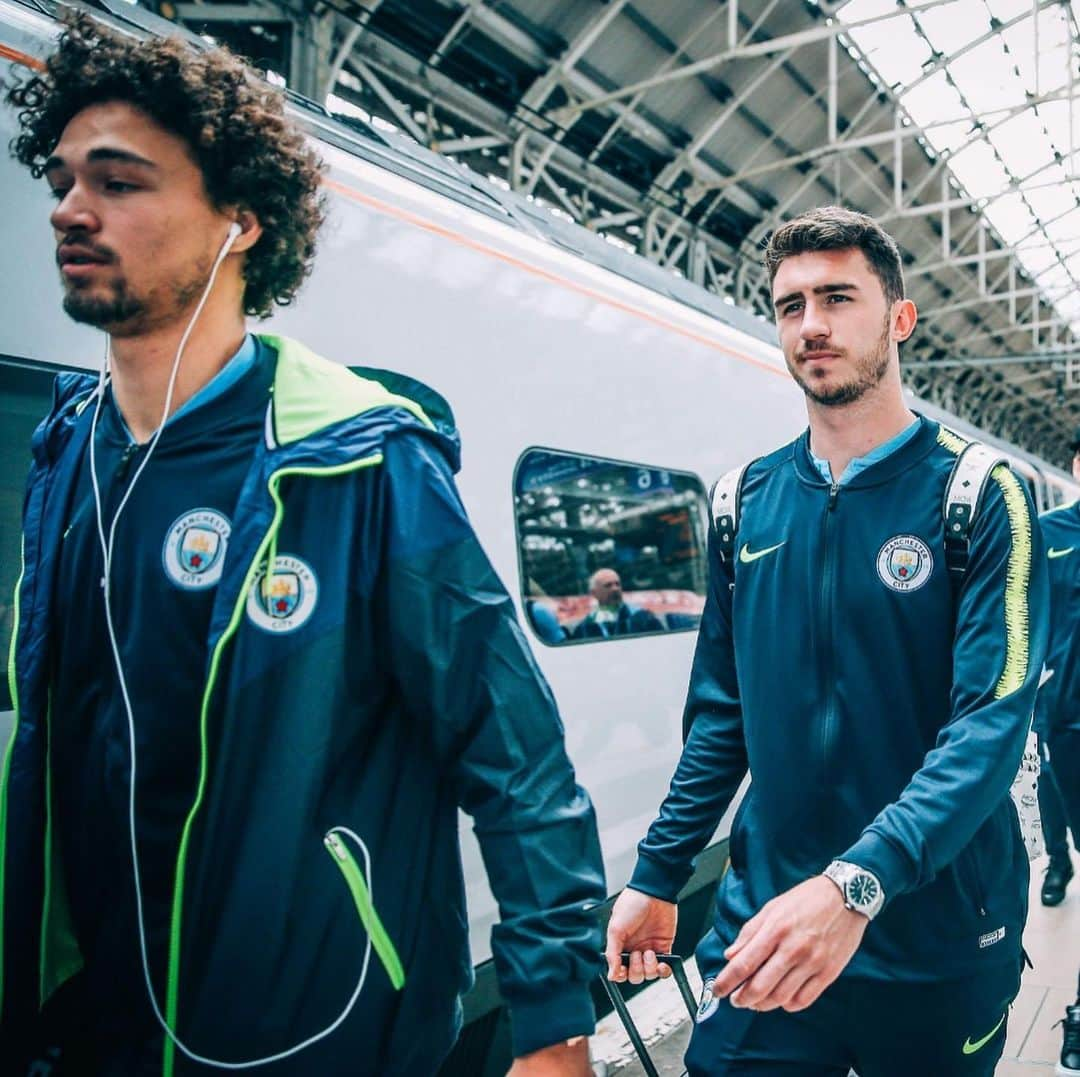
[[6, 12, 326, 318]]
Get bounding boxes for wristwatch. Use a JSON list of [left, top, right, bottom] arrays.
[[823, 860, 885, 920]]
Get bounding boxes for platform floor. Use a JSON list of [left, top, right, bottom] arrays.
[[595, 848, 1080, 1076]]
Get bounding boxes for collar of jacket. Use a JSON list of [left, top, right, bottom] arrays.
[[257, 334, 460, 472], [37, 334, 461, 474], [790, 413, 939, 491]]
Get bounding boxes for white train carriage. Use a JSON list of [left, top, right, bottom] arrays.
[[0, 1, 1075, 1071]]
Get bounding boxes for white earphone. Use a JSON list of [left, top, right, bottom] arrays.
[[88, 219, 377, 1068]]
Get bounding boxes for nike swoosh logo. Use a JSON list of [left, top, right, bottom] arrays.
[[739, 541, 786, 564], [1048, 546, 1075, 559], [961, 1013, 1005, 1055]]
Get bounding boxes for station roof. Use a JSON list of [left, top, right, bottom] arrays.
[[166, 0, 1080, 465]]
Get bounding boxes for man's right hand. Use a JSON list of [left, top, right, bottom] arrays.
[[604, 888, 677, 985]]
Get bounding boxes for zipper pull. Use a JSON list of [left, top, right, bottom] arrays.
[[115, 443, 139, 482], [324, 832, 347, 862], [828, 482, 839, 509]]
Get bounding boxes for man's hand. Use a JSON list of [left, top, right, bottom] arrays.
[[604, 887, 677, 985], [506, 1037, 592, 1076], [709, 875, 868, 1013]]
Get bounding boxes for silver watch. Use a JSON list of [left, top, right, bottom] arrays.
[[823, 860, 885, 920]]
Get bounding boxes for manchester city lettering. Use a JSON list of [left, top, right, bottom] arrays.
[[876, 534, 933, 593], [162, 508, 231, 590], [246, 555, 319, 633]]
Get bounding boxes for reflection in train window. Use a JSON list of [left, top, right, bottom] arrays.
[[514, 448, 709, 645], [1, 360, 58, 711]]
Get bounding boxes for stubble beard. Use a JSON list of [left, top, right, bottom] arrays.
[[790, 317, 893, 407], [61, 255, 213, 337], [62, 278, 147, 331]]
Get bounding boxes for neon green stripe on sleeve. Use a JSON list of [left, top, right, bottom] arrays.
[[991, 466, 1033, 700]]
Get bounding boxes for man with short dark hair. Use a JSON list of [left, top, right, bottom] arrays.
[[0, 14, 603, 1076], [606, 206, 1048, 1075], [1034, 425, 1080, 1076], [1035, 426, 1080, 909], [571, 568, 664, 639]]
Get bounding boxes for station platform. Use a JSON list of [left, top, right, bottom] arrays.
[[594, 848, 1080, 1075]]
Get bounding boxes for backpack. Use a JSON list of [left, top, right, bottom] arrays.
[[707, 436, 1045, 860], [710, 437, 1005, 582]]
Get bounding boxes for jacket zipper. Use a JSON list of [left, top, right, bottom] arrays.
[[162, 453, 384, 1077], [324, 833, 405, 990], [115, 442, 140, 483], [818, 483, 839, 810], [0, 539, 24, 1016], [958, 848, 988, 918]]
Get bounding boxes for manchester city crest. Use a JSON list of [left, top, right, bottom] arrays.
[[246, 555, 319, 633], [876, 534, 933, 593], [162, 509, 231, 590]]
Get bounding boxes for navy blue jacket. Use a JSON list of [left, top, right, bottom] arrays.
[[1035, 501, 1080, 737], [631, 418, 1048, 981], [571, 603, 664, 640], [0, 337, 605, 1074]]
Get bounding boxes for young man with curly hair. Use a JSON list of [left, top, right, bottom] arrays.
[[1, 13, 603, 1076]]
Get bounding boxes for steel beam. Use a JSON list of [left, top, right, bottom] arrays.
[[549, 0, 963, 121]]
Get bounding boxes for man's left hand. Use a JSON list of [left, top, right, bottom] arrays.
[[506, 1036, 592, 1076], [708, 875, 869, 1013]]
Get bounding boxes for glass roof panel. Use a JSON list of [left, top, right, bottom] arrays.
[[947, 38, 1021, 115], [1017, 240, 1057, 277], [900, 69, 965, 124], [984, 192, 1036, 244], [839, 0, 1080, 331], [1037, 100, 1079, 163], [949, 140, 1011, 199], [849, 18, 932, 87], [995, 111, 1055, 173], [1025, 175, 1077, 222], [913, 1, 991, 54], [1003, 12, 1070, 96], [988, 0, 1036, 18]]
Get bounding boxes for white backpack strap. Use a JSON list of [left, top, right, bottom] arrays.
[[711, 462, 752, 564], [943, 441, 1007, 581]]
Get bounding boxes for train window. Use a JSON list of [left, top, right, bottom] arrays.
[[1, 360, 58, 712], [513, 448, 709, 645]]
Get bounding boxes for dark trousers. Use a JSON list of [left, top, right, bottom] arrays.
[[1045, 728, 1080, 1001], [1039, 732, 1078, 863], [685, 957, 1022, 1076]]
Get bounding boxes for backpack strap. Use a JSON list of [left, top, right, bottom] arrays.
[[943, 441, 1007, 581], [711, 461, 753, 564]]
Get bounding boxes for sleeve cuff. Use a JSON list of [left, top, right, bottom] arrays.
[[508, 982, 596, 1058], [627, 852, 687, 904], [840, 830, 916, 908]]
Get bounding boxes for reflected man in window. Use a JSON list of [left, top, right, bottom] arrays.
[[571, 569, 664, 639]]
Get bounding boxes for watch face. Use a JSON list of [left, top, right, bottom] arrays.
[[847, 873, 880, 907]]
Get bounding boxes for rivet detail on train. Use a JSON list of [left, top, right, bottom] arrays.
[[876, 534, 934, 593]]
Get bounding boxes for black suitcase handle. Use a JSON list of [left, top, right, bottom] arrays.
[[598, 953, 697, 1077]]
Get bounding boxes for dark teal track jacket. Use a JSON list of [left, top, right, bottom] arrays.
[[0, 337, 605, 1074], [1035, 500, 1080, 737], [631, 417, 1048, 981]]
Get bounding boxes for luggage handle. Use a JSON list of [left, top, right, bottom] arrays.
[[598, 953, 697, 1077]]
